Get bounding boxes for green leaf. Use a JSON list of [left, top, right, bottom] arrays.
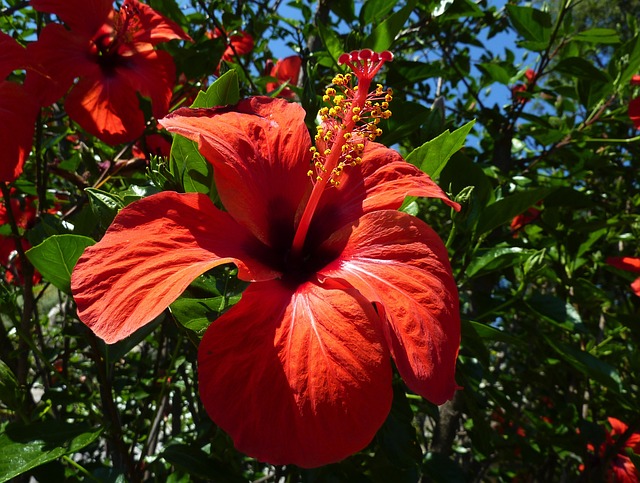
[[555, 57, 610, 82], [526, 294, 587, 333], [573, 28, 620, 45], [466, 246, 535, 278], [170, 295, 241, 336], [169, 135, 214, 195], [543, 335, 623, 393], [85, 188, 124, 228], [477, 63, 512, 85], [0, 360, 23, 413], [477, 187, 556, 236], [506, 5, 551, 48], [0, 420, 102, 482], [25, 235, 96, 294], [360, 0, 398, 25], [406, 120, 475, 179], [364, 0, 416, 52], [317, 21, 344, 65], [191, 70, 240, 108], [160, 444, 248, 482]]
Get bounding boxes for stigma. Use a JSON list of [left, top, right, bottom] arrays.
[[308, 49, 394, 188]]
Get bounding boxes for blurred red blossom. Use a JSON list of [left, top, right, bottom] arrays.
[[0, 192, 39, 285], [207, 27, 254, 65], [607, 256, 640, 297], [510, 203, 542, 235], [583, 417, 640, 482], [28, 0, 192, 145], [0, 32, 39, 182], [511, 68, 536, 104], [629, 75, 640, 128], [265, 55, 302, 98]]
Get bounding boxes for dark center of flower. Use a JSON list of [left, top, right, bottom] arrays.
[[89, 0, 141, 72]]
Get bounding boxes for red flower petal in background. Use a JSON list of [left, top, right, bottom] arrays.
[[0, 32, 38, 182], [629, 97, 640, 129], [28, 0, 191, 145], [266, 55, 302, 98], [208, 28, 254, 61], [631, 75, 640, 86], [199, 280, 393, 467], [607, 256, 640, 296], [585, 418, 640, 482]]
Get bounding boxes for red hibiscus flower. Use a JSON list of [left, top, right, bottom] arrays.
[[0, 32, 39, 182], [71, 50, 461, 467], [28, 0, 192, 145], [266, 55, 302, 98], [207, 27, 255, 62], [510, 202, 542, 235], [607, 257, 640, 296], [511, 68, 536, 104], [0, 192, 42, 285], [584, 417, 640, 482]]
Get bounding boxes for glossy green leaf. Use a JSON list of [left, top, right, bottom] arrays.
[[0, 360, 22, 413], [543, 335, 623, 393], [573, 28, 620, 44], [85, 188, 123, 227], [526, 294, 587, 333], [466, 246, 535, 278], [170, 295, 241, 336], [477, 187, 556, 236], [364, 0, 415, 52], [191, 70, 240, 109], [360, 0, 397, 25], [406, 120, 475, 179], [506, 5, 551, 47], [25, 235, 95, 294], [0, 420, 102, 483]]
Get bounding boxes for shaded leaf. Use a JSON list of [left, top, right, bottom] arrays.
[[26, 235, 95, 294], [406, 120, 475, 180], [0, 420, 101, 483]]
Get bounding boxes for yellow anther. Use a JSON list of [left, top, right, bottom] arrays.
[[352, 106, 361, 114], [381, 102, 389, 109], [385, 94, 392, 102], [352, 115, 361, 122], [316, 175, 323, 182], [309, 146, 316, 153], [323, 95, 330, 102], [382, 110, 392, 119], [319, 107, 329, 116], [376, 128, 382, 136], [325, 87, 336, 96], [356, 143, 365, 151], [324, 149, 331, 155], [307, 169, 314, 177], [343, 132, 352, 140]]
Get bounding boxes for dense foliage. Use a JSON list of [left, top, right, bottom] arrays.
[[1, 0, 639, 481]]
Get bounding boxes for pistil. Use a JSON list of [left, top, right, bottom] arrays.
[[290, 50, 394, 260]]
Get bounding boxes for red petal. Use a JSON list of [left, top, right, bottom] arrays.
[[629, 97, 640, 129], [71, 191, 279, 344], [319, 210, 460, 404], [127, 0, 192, 44], [0, 82, 38, 182], [0, 32, 27, 79], [160, 97, 312, 247], [198, 279, 392, 467], [310, 142, 460, 244], [31, 0, 112, 38], [632, 277, 640, 297], [607, 256, 640, 273], [65, 74, 145, 144], [26, 23, 97, 106]]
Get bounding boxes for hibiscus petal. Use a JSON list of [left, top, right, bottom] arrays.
[[160, 97, 312, 249], [631, 277, 640, 297], [71, 191, 279, 344], [65, 74, 146, 145], [630, 97, 640, 129], [26, 23, 98, 106], [198, 279, 393, 468], [30, 0, 112, 38], [319, 210, 460, 405], [607, 256, 640, 273], [310, 142, 460, 243], [0, 32, 28, 79], [0, 82, 38, 182], [127, 0, 192, 44]]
